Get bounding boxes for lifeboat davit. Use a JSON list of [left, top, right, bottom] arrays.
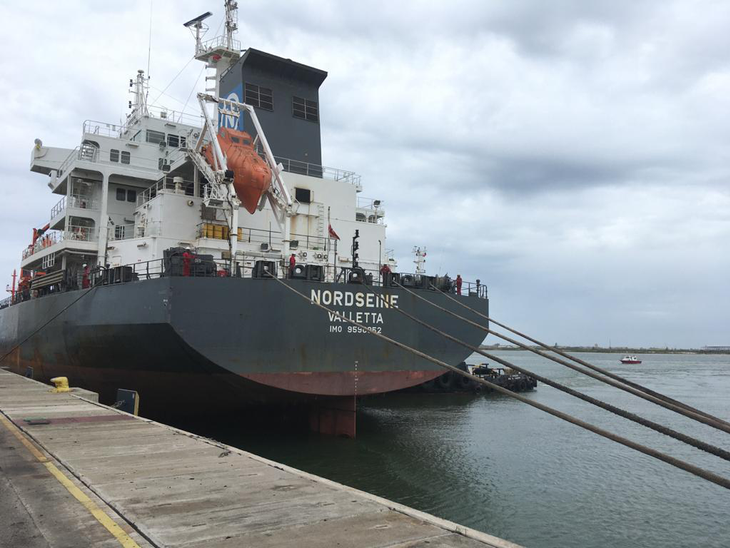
[[202, 128, 272, 214]]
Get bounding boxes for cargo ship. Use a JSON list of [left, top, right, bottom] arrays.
[[0, 2, 489, 436]]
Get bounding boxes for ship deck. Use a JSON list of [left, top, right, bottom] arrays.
[[0, 368, 519, 548]]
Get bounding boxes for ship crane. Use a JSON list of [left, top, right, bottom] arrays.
[[189, 93, 296, 259]]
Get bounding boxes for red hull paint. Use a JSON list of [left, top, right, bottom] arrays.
[[241, 369, 444, 396]]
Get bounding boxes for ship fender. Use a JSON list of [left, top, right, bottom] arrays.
[[436, 371, 454, 391]]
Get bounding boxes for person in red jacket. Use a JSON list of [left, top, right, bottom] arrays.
[[380, 263, 391, 285], [289, 253, 297, 278], [182, 248, 193, 277], [455, 274, 463, 295]]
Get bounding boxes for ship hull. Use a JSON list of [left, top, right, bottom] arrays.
[[0, 277, 488, 417]]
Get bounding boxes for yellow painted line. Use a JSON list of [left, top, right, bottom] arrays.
[[0, 414, 48, 462], [0, 413, 141, 548]]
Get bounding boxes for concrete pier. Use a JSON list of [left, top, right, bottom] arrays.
[[0, 369, 520, 548]]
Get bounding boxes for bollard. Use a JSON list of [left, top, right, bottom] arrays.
[[50, 377, 70, 393]]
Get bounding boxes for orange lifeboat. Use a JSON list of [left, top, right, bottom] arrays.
[[202, 128, 272, 214]]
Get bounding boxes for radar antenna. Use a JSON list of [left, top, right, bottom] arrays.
[[183, 11, 212, 56]]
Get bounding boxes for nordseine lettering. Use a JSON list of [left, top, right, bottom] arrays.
[[310, 289, 399, 309]]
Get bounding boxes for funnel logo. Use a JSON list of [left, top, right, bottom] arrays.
[[218, 84, 243, 131]]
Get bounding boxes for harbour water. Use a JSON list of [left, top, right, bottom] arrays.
[[188, 352, 730, 548]]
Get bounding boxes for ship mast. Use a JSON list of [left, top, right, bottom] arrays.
[[185, 1, 241, 131], [413, 246, 427, 275], [183, 1, 296, 264]]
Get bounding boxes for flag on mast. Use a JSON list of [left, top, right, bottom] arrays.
[[328, 224, 340, 240]]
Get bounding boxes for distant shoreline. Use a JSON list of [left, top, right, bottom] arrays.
[[480, 345, 730, 355]]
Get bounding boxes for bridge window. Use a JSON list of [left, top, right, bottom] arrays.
[[127, 189, 136, 203], [121, 151, 131, 165], [293, 96, 318, 122], [116, 188, 126, 201], [167, 134, 179, 147], [245, 83, 273, 111], [146, 130, 165, 144], [110, 149, 120, 162]]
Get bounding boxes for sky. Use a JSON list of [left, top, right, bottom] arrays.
[[0, 1, 728, 348]]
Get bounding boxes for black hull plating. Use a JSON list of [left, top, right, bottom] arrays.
[[0, 278, 489, 414]]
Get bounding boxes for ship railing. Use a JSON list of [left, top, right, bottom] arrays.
[[253, 148, 362, 188], [198, 35, 241, 56], [147, 107, 204, 127], [83, 120, 128, 138], [22, 231, 63, 260], [336, 268, 488, 299], [50, 197, 66, 219], [138, 176, 196, 207], [58, 147, 81, 178], [72, 256, 488, 301], [51, 194, 98, 220], [196, 224, 329, 253], [63, 225, 96, 243], [108, 223, 136, 241]]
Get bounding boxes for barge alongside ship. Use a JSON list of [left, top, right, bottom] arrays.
[[0, 2, 489, 436]]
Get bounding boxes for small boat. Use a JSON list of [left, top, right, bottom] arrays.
[[620, 355, 642, 364]]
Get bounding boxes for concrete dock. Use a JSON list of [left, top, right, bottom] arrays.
[[0, 369, 520, 548]]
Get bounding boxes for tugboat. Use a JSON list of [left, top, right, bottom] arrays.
[[620, 355, 642, 364], [0, 1, 489, 437]]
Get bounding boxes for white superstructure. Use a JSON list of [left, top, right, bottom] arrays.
[[23, 2, 394, 284]]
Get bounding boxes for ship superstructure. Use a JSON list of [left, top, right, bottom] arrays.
[[1, 2, 489, 437]]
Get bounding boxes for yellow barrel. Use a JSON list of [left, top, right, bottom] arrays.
[[237, 228, 243, 241], [213, 225, 223, 239], [222, 226, 230, 240]]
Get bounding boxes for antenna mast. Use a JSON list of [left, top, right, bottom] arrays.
[[127, 69, 149, 123], [224, 0, 239, 49], [184, 1, 241, 131], [413, 246, 427, 275]]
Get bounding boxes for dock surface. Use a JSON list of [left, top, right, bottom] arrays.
[[0, 369, 519, 547]]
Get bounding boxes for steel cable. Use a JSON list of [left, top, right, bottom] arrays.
[[0, 286, 99, 365], [358, 283, 730, 462], [430, 284, 724, 425], [267, 275, 730, 491], [393, 282, 730, 435]]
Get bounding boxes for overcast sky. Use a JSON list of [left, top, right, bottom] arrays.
[[1, 1, 728, 348]]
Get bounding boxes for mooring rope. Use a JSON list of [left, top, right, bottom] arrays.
[[392, 282, 730, 435], [429, 284, 724, 424], [268, 275, 730, 491], [0, 286, 99, 365], [358, 283, 730, 462]]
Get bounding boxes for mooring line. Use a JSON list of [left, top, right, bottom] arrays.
[[393, 282, 730, 435], [0, 286, 99, 365], [359, 283, 730, 462], [268, 275, 730, 491], [430, 283, 725, 425]]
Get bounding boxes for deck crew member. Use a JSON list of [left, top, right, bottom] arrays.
[[182, 248, 193, 277], [289, 253, 297, 278], [456, 274, 463, 296], [81, 264, 90, 289], [380, 263, 391, 285]]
